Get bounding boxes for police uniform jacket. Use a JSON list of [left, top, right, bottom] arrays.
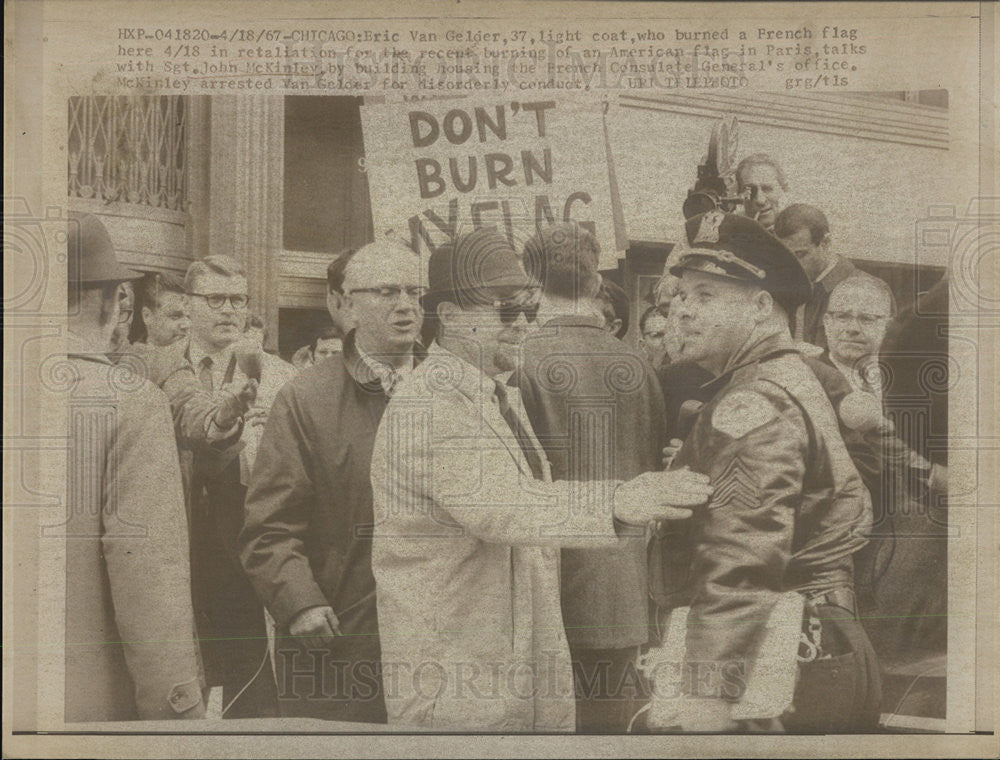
[[654, 328, 872, 671]]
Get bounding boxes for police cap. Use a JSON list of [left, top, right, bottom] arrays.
[[670, 210, 812, 311]]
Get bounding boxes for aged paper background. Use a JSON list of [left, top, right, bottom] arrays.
[[3, 0, 997, 757]]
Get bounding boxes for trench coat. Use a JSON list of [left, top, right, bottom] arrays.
[[370, 343, 624, 731], [64, 344, 203, 721]]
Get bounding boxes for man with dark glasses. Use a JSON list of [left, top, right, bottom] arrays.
[[371, 227, 712, 731]]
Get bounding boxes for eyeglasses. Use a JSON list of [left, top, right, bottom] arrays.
[[347, 285, 428, 301], [494, 297, 539, 326], [190, 293, 250, 310], [826, 311, 889, 328]]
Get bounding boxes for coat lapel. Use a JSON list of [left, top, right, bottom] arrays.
[[463, 384, 545, 483]]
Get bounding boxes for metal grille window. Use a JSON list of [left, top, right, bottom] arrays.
[[68, 96, 188, 211]]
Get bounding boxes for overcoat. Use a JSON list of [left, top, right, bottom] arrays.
[[371, 343, 624, 731], [64, 343, 203, 721]]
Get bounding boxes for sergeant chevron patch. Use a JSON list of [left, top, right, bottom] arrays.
[[710, 456, 761, 511]]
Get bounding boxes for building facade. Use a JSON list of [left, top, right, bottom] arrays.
[[67, 91, 950, 355]]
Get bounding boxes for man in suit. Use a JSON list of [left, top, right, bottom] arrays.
[[736, 153, 789, 231], [240, 240, 425, 723], [822, 275, 895, 399], [820, 275, 941, 653], [183, 255, 295, 717], [121, 271, 258, 516], [774, 203, 893, 350], [514, 222, 667, 732], [370, 228, 713, 731], [64, 211, 205, 721]]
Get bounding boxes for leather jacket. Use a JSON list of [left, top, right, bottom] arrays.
[[650, 328, 872, 669]]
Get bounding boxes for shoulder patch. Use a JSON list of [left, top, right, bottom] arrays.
[[711, 390, 778, 439]]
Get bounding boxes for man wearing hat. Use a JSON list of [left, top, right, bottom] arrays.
[[64, 211, 205, 721], [370, 228, 714, 731], [647, 211, 880, 732], [513, 222, 667, 732]]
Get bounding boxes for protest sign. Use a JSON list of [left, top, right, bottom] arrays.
[[361, 96, 621, 267]]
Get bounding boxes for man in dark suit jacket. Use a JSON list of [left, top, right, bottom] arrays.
[[515, 222, 667, 732], [239, 240, 426, 723], [775, 203, 893, 350]]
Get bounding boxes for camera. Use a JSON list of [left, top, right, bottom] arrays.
[[682, 177, 748, 220], [682, 116, 747, 220]]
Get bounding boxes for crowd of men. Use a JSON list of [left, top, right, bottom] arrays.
[[64, 150, 947, 731]]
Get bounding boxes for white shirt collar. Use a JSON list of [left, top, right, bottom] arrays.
[[356, 343, 414, 395], [188, 338, 233, 369]]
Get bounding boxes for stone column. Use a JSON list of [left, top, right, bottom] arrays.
[[208, 95, 285, 353]]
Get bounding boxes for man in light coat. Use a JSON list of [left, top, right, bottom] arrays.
[[370, 229, 713, 731], [63, 211, 205, 721]]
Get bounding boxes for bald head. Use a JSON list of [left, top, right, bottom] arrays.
[[824, 275, 894, 365], [341, 240, 426, 359]]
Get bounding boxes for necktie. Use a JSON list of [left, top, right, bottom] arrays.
[[792, 304, 806, 342], [493, 381, 545, 480], [198, 356, 214, 392]]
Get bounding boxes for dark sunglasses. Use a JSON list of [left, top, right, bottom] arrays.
[[494, 297, 539, 325]]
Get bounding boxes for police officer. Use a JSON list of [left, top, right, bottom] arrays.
[[648, 211, 880, 733]]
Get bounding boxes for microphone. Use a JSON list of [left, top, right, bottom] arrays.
[[837, 391, 885, 433], [676, 399, 705, 440], [234, 344, 263, 382]]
